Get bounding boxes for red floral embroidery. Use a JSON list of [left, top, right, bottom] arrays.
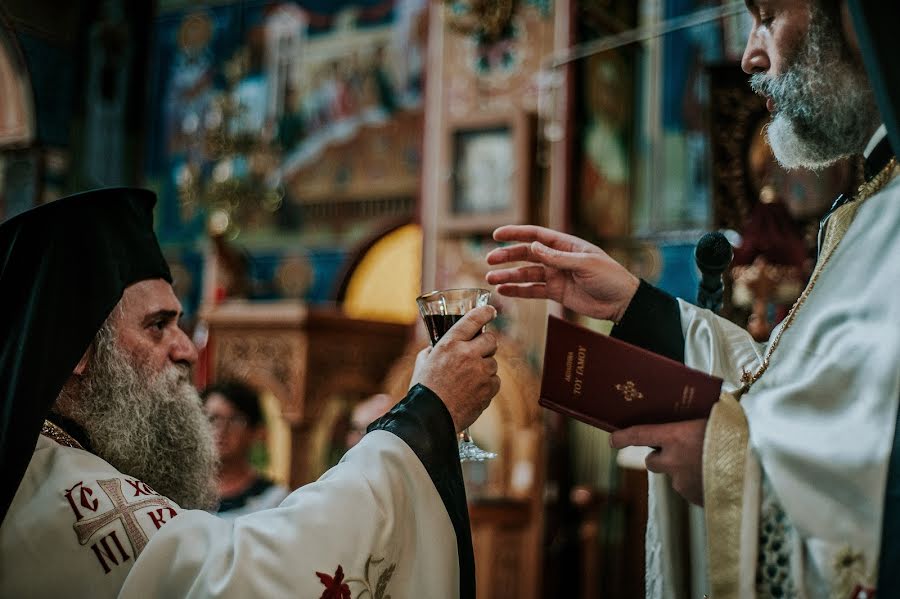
[[850, 585, 876, 599], [316, 565, 352, 599]]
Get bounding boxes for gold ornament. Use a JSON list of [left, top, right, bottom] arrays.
[[443, 0, 515, 41]]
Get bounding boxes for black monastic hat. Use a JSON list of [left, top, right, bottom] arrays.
[[0, 188, 171, 525]]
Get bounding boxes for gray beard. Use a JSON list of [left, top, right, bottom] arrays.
[[56, 322, 219, 510], [750, 7, 879, 170]]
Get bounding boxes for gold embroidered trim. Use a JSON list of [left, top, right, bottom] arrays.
[[737, 158, 899, 397], [705, 159, 900, 597], [40, 420, 84, 450], [704, 392, 750, 599]]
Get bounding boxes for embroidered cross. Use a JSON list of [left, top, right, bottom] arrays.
[[72, 478, 173, 556], [615, 381, 643, 402]]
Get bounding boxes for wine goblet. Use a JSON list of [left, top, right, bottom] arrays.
[[416, 288, 497, 462]]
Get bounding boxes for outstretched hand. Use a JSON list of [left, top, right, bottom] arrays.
[[411, 306, 500, 433], [485, 225, 640, 322]]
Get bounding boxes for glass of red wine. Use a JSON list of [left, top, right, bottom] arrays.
[[416, 288, 497, 462]]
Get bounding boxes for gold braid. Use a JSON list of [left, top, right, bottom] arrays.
[[40, 420, 84, 450]]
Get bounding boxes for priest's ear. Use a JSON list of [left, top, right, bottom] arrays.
[[73, 344, 94, 376], [840, 1, 861, 58]]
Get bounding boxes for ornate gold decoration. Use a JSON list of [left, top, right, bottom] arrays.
[[703, 391, 750, 598], [41, 420, 83, 450], [214, 332, 307, 419], [731, 256, 805, 342], [443, 0, 516, 41], [177, 12, 213, 54], [832, 546, 869, 599], [175, 41, 283, 236], [275, 256, 314, 298], [614, 380, 643, 402]]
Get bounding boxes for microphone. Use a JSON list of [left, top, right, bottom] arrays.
[[695, 232, 733, 313]]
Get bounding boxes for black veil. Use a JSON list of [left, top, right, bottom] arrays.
[[0, 188, 171, 524]]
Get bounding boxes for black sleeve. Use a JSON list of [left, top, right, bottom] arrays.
[[611, 279, 686, 363], [877, 390, 900, 595], [367, 383, 475, 599]]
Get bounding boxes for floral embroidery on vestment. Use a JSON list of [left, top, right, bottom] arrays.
[[317, 555, 396, 599]]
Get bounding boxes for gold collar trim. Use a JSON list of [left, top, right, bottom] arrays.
[[40, 420, 84, 450]]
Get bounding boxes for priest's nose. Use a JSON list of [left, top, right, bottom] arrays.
[[171, 327, 199, 366], [741, 30, 769, 75]]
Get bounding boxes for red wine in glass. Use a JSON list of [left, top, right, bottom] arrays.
[[424, 314, 464, 345]]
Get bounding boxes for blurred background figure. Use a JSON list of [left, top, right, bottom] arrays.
[[346, 393, 393, 450], [202, 381, 288, 517]]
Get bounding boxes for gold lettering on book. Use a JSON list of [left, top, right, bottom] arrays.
[[615, 381, 643, 402], [573, 346, 587, 396], [564, 351, 574, 383], [674, 386, 696, 412]]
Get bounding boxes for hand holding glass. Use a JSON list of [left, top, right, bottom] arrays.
[[416, 288, 497, 462]]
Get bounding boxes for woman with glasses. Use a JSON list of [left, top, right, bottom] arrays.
[[201, 381, 289, 518]]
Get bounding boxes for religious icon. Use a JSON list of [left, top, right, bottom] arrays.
[[453, 126, 514, 216], [442, 113, 530, 233]]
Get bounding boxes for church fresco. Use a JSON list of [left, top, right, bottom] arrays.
[[144, 0, 428, 310]]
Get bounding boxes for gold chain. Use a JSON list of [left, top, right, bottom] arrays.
[[737, 157, 899, 396]]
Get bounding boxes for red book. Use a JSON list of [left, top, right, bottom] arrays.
[[539, 316, 723, 432]]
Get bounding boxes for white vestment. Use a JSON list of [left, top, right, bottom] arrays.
[[675, 171, 900, 597], [0, 429, 459, 597], [213, 482, 290, 520]]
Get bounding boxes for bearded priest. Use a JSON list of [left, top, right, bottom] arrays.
[[485, 1, 900, 597], [0, 188, 500, 598]]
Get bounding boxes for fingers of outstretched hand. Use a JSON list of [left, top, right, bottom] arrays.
[[492, 225, 593, 252], [530, 241, 590, 272], [485, 239, 587, 273], [492, 224, 552, 242], [485, 243, 535, 265], [494, 283, 550, 299], [485, 264, 547, 285]]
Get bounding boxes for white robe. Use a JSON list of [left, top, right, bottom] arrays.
[[677, 171, 900, 596], [0, 430, 459, 597]]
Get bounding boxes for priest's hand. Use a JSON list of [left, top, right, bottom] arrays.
[[610, 419, 707, 506], [411, 305, 500, 433], [485, 225, 639, 323]]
